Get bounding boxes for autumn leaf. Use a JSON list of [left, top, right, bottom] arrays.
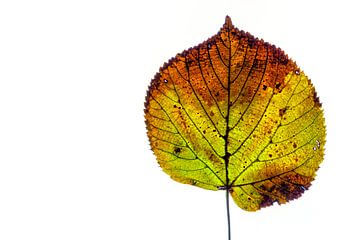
[[144, 16, 325, 213]]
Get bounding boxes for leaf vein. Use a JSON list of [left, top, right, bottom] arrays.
[[207, 46, 227, 90], [197, 48, 226, 119], [150, 95, 225, 185], [173, 63, 224, 137]]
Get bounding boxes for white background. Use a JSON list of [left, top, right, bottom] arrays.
[[0, 0, 359, 239]]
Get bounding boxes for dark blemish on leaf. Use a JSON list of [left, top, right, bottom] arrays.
[[263, 85, 267, 90], [174, 147, 181, 154], [279, 183, 289, 195], [293, 143, 297, 148], [313, 91, 322, 107], [187, 59, 194, 65], [279, 107, 288, 117], [247, 197, 251, 201], [203, 130, 206, 134], [285, 184, 306, 201], [269, 185, 276, 192], [164, 79, 168, 83], [213, 129, 216, 132], [279, 55, 289, 65], [275, 82, 281, 89], [215, 92, 219, 97], [269, 154, 272, 158], [248, 36, 257, 48], [260, 195, 273, 208]]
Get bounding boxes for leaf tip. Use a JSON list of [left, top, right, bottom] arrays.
[[224, 15, 233, 29]]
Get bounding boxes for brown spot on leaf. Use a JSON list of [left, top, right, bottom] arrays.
[[279, 107, 288, 117], [260, 195, 274, 208], [279, 183, 289, 195], [313, 91, 322, 107], [174, 147, 181, 154]]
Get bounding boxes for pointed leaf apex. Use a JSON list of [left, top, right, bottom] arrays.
[[224, 15, 233, 29]]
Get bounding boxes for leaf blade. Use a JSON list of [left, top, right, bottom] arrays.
[[145, 16, 326, 211]]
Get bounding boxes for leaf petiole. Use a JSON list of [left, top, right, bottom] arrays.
[[226, 188, 231, 240]]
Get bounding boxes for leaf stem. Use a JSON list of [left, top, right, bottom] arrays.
[[226, 188, 231, 240]]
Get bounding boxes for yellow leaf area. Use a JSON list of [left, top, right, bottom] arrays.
[[144, 16, 325, 211]]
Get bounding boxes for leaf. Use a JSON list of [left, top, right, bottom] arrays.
[[144, 16, 325, 211]]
